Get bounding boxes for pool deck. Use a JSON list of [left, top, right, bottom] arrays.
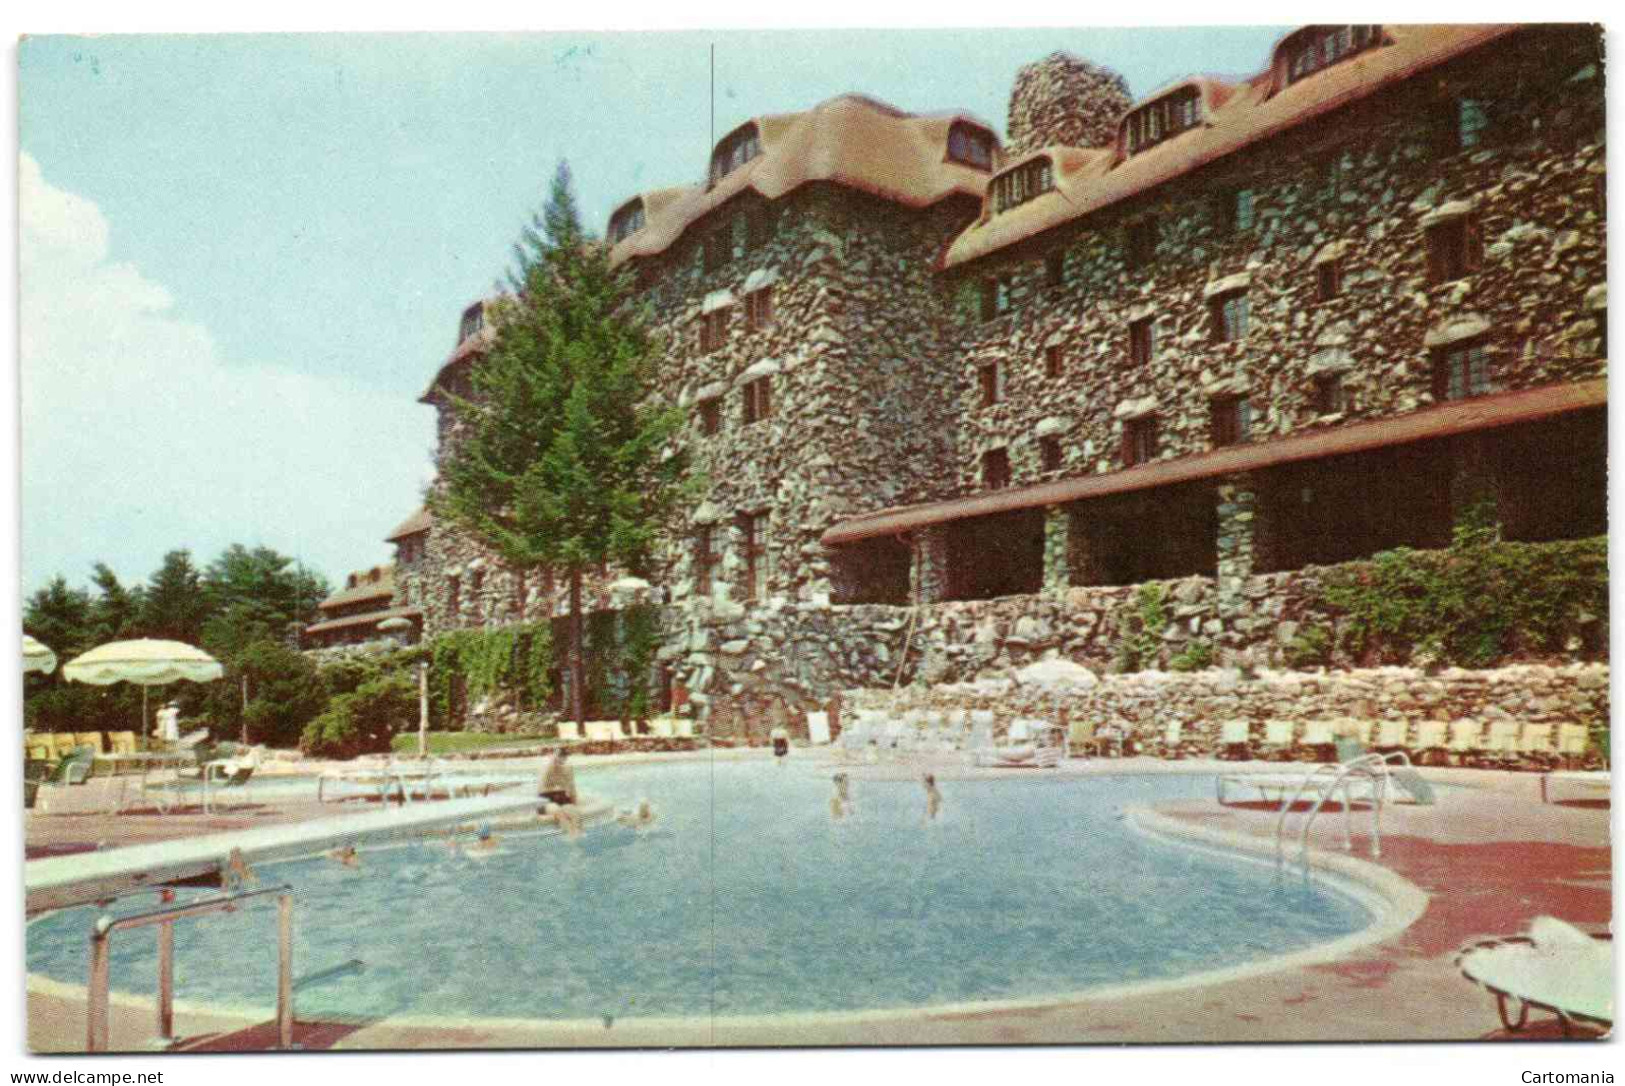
[[24, 749, 1611, 1050]]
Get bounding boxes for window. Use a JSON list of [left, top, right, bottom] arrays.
[[982, 448, 1011, 490], [1210, 396, 1252, 447], [1218, 188, 1255, 232], [990, 157, 1055, 214], [1432, 341, 1491, 401], [739, 512, 769, 602], [1456, 98, 1491, 151], [608, 200, 646, 245], [704, 230, 732, 273], [1044, 252, 1065, 289], [1426, 214, 1483, 283], [947, 122, 995, 170], [1124, 87, 1202, 155], [458, 303, 484, 344], [1312, 373, 1345, 415], [979, 361, 1002, 407], [694, 527, 718, 595], [745, 206, 776, 252], [710, 124, 762, 186], [1122, 417, 1158, 467], [1044, 344, 1064, 379], [1209, 291, 1250, 343], [700, 308, 730, 352], [1039, 436, 1063, 473], [1316, 259, 1343, 301], [742, 377, 773, 424], [447, 574, 461, 615], [1125, 217, 1159, 269], [1283, 26, 1382, 85], [979, 277, 1012, 320], [698, 398, 722, 436], [469, 568, 484, 599], [1129, 316, 1155, 366], [746, 287, 775, 331]]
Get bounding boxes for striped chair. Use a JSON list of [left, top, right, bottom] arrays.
[[1556, 723, 1593, 769], [1444, 719, 1484, 766]]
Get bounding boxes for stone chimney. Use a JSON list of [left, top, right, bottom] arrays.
[[1006, 52, 1134, 159]]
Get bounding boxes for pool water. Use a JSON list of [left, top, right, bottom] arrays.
[[27, 761, 1371, 1022]]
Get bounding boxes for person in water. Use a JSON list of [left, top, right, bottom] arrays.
[[923, 773, 942, 821], [830, 772, 850, 821], [326, 844, 360, 868], [770, 725, 790, 761], [538, 747, 583, 836], [615, 798, 657, 829]]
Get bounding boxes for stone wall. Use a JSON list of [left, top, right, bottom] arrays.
[[1005, 52, 1133, 159], [952, 32, 1605, 494], [844, 662, 1610, 755]]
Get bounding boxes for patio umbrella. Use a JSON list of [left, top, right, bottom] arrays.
[[22, 634, 57, 675], [62, 639, 224, 743]]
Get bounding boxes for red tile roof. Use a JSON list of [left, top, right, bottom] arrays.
[[821, 378, 1606, 546], [943, 24, 1519, 269], [609, 94, 996, 267]]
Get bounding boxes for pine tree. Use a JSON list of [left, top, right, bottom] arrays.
[[89, 562, 143, 643], [140, 549, 211, 644], [431, 161, 688, 727]]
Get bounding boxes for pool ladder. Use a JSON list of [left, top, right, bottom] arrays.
[[1273, 752, 1413, 879]]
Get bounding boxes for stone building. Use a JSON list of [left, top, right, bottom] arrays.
[[387, 24, 1605, 729], [302, 564, 421, 650]]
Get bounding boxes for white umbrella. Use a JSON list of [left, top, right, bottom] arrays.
[[63, 639, 224, 743], [22, 634, 57, 675]]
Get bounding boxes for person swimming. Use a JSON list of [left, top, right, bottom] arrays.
[[830, 772, 850, 821], [923, 773, 942, 821], [615, 798, 657, 830], [326, 844, 360, 868]]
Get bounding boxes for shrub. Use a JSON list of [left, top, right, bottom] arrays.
[[1169, 639, 1215, 672], [1114, 583, 1168, 673], [1282, 624, 1333, 669], [300, 672, 417, 759]]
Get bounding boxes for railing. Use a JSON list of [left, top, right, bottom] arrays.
[[1273, 752, 1413, 878], [87, 883, 294, 1053]]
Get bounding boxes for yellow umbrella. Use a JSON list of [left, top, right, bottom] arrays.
[[63, 639, 224, 743], [22, 634, 57, 675]]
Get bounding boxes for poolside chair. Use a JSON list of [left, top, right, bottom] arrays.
[[49, 733, 81, 761], [1068, 718, 1096, 758], [1456, 916, 1612, 1036], [1298, 720, 1337, 763], [1258, 720, 1295, 761], [1516, 724, 1557, 772], [1372, 718, 1410, 755], [1217, 719, 1252, 760], [1444, 719, 1483, 766], [1413, 719, 1450, 765], [25, 735, 53, 762], [1556, 723, 1593, 770], [74, 731, 106, 754], [1331, 719, 1373, 763], [1156, 720, 1196, 760], [1476, 720, 1521, 770], [107, 731, 139, 755], [201, 747, 261, 813]]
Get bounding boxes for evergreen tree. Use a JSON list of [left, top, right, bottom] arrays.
[[140, 549, 211, 644], [431, 161, 689, 726], [88, 562, 143, 643]]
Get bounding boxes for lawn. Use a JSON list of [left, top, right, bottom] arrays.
[[390, 731, 554, 755]]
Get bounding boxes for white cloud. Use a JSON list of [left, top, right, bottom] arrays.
[[19, 151, 435, 594]]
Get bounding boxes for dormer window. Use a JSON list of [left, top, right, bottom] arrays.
[[1281, 25, 1383, 85], [1124, 87, 1201, 156], [947, 121, 996, 170], [458, 303, 484, 344], [608, 199, 646, 245], [990, 157, 1054, 215], [710, 123, 762, 187]]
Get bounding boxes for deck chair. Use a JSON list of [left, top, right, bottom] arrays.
[[1516, 724, 1557, 772], [1218, 719, 1253, 760], [74, 731, 105, 754], [1068, 718, 1096, 758], [1413, 719, 1450, 764], [1372, 718, 1410, 754], [1477, 720, 1521, 769], [202, 748, 261, 812], [1445, 719, 1483, 766], [25, 736, 53, 762], [1556, 723, 1592, 770], [1456, 917, 1612, 1035], [1298, 720, 1336, 763], [1157, 720, 1192, 760], [107, 731, 139, 755], [48, 745, 96, 786], [1258, 720, 1295, 761], [48, 733, 81, 761]]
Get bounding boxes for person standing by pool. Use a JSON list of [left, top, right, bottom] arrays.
[[538, 748, 582, 836], [771, 725, 790, 761], [923, 773, 942, 821]]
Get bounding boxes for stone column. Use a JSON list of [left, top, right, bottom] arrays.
[[910, 526, 952, 605], [1042, 504, 1072, 599], [1215, 474, 1258, 645]]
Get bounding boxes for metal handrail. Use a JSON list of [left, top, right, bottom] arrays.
[[87, 883, 295, 1053], [1274, 752, 1414, 877]]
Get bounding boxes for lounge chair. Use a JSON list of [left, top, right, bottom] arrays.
[[1257, 720, 1295, 761], [1217, 719, 1252, 760], [1456, 917, 1612, 1035], [1413, 720, 1450, 764], [1556, 723, 1593, 770], [1444, 719, 1483, 766], [202, 748, 262, 813], [1372, 718, 1409, 755], [74, 731, 106, 754], [1068, 718, 1096, 758], [1157, 720, 1195, 760], [1297, 720, 1336, 763], [107, 731, 139, 755], [1515, 724, 1557, 772], [1476, 720, 1521, 769]]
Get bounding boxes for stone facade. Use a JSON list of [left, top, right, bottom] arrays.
[[1005, 51, 1133, 158], [389, 26, 1606, 729]]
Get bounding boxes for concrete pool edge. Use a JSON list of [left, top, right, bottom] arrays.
[[26, 783, 1430, 1049]]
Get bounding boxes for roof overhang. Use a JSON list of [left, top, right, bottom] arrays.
[[305, 606, 422, 637], [821, 379, 1606, 547]]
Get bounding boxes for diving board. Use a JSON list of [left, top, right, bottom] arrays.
[[26, 792, 610, 914]]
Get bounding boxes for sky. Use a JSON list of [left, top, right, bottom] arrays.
[[22, 23, 1336, 600]]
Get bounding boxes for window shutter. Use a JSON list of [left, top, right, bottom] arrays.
[[1466, 214, 1485, 272], [1430, 353, 1450, 400], [1426, 228, 1445, 283]]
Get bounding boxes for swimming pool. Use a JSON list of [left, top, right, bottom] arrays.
[[27, 761, 1373, 1022]]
